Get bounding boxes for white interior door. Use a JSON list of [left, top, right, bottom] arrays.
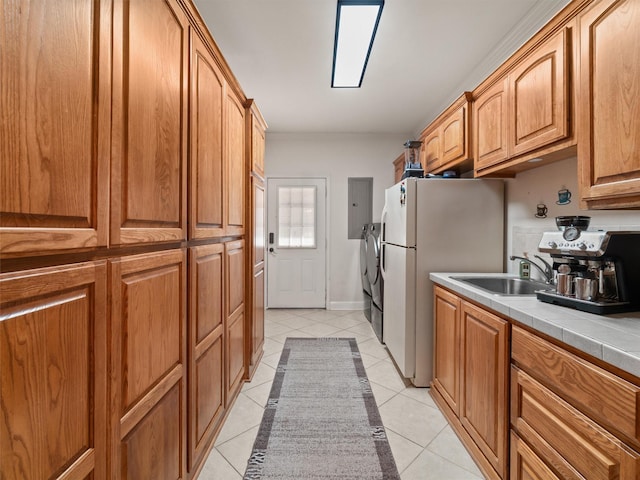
[[267, 178, 326, 308]]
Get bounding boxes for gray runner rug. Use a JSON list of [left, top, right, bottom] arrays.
[[244, 337, 400, 480]]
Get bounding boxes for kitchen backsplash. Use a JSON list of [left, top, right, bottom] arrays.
[[506, 156, 640, 279]]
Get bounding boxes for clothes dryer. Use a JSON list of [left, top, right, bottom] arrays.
[[366, 223, 383, 342], [360, 224, 372, 322]]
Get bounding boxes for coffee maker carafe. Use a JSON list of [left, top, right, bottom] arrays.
[[537, 231, 640, 314]]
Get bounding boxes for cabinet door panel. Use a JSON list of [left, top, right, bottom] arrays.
[[578, 0, 640, 207], [227, 240, 245, 317], [195, 336, 224, 444], [441, 106, 466, 164], [109, 249, 186, 479], [510, 28, 569, 156], [1, 0, 110, 254], [189, 30, 225, 239], [460, 301, 508, 478], [423, 131, 441, 172], [225, 240, 245, 400], [111, 0, 188, 244], [0, 262, 106, 480], [252, 268, 265, 367], [252, 116, 266, 178], [254, 180, 265, 268], [475, 78, 509, 170], [122, 383, 183, 480], [433, 286, 460, 415], [188, 244, 225, 470], [226, 92, 245, 235], [118, 254, 183, 408]]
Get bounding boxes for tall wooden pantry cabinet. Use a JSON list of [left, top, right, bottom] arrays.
[[0, 0, 266, 479]]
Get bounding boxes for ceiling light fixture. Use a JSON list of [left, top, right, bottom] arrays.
[[331, 0, 384, 88]]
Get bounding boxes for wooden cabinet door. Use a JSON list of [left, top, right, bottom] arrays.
[[248, 180, 265, 373], [111, 0, 188, 245], [474, 78, 509, 170], [225, 240, 245, 402], [441, 104, 467, 166], [109, 249, 187, 480], [460, 301, 509, 479], [1, 0, 110, 255], [422, 129, 441, 173], [432, 286, 461, 416], [225, 91, 246, 236], [393, 154, 405, 183], [510, 28, 569, 157], [1, 262, 107, 480], [251, 114, 266, 179], [189, 29, 225, 239], [252, 268, 265, 369], [578, 0, 640, 208], [188, 244, 225, 472]]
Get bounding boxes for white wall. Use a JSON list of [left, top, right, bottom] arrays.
[[264, 132, 409, 310], [265, 135, 640, 305], [505, 156, 640, 281]]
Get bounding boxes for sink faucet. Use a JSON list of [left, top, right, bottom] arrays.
[[510, 255, 554, 284]]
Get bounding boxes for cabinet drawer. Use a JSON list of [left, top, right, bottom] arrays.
[[511, 326, 640, 447], [511, 366, 640, 480], [510, 431, 561, 480]]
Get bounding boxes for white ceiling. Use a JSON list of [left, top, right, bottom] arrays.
[[193, 0, 571, 136]]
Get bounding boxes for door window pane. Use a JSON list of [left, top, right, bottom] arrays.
[[277, 186, 316, 248]]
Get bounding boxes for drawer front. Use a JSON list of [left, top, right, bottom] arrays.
[[510, 431, 561, 480], [512, 366, 640, 480], [511, 326, 640, 446]]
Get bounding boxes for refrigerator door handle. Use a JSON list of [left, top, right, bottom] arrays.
[[381, 206, 388, 243], [380, 244, 386, 279]]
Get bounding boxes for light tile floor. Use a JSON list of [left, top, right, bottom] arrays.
[[199, 309, 485, 479]]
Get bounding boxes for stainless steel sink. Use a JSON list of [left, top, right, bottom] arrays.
[[451, 276, 552, 296]]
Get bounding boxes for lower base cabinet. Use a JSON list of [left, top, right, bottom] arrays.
[[432, 286, 640, 480], [0, 262, 107, 480], [188, 244, 225, 472], [431, 286, 509, 480], [225, 240, 245, 404], [511, 326, 640, 480], [109, 249, 188, 480]]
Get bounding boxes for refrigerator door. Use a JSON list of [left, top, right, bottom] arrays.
[[382, 180, 416, 248], [381, 242, 416, 378]]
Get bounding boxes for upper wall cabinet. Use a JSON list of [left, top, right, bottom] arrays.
[[0, 0, 110, 256], [246, 99, 267, 179], [509, 29, 569, 157], [577, 0, 640, 209], [475, 26, 574, 177], [111, 0, 189, 245], [393, 153, 405, 183], [419, 93, 472, 175], [189, 28, 225, 239]]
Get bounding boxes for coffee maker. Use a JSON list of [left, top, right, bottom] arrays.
[[536, 230, 640, 314]]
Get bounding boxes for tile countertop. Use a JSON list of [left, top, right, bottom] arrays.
[[430, 272, 640, 380]]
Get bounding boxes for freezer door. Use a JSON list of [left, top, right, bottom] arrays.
[[382, 180, 416, 248], [382, 243, 416, 378]]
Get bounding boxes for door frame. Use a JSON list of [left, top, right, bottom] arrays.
[[265, 176, 329, 309]]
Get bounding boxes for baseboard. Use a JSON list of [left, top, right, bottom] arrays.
[[327, 300, 365, 310]]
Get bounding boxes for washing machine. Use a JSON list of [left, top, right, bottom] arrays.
[[360, 224, 372, 322], [366, 223, 383, 343]]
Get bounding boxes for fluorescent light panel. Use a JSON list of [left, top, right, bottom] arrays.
[[332, 0, 384, 88]]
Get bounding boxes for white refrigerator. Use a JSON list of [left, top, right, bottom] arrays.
[[380, 177, 504, 387]]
